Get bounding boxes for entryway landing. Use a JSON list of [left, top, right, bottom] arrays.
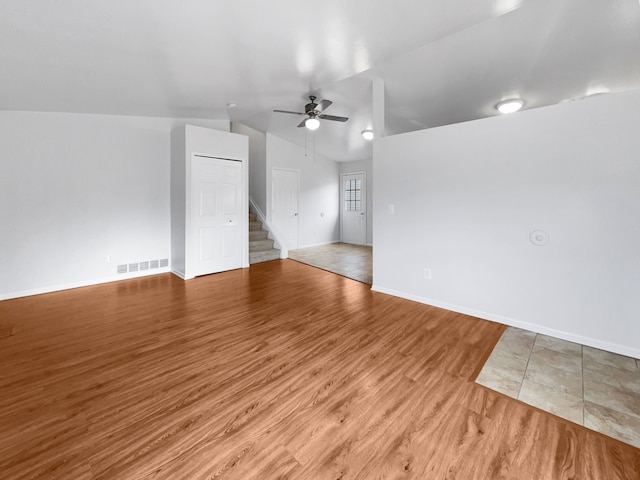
[[288, 243, 372, 284]]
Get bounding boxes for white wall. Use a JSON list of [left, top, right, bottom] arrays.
[[232, 123, 267, 215], [340, 158, 373, 245], [373, 89, 640, 358], [0, 111, 228, 299], [266, 133, 340, 249]]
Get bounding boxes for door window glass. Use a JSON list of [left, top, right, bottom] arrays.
[[344, 179, 362, 211]]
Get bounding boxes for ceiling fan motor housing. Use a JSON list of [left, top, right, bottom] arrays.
[[305, 96, 318, 115]]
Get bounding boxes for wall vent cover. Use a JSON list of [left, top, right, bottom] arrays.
[[140, 261, 150, 271], [150, 260, 159, 269], [128, 263, 139, 272], [159, 258, 169, 268], [117, 264, 128, 274]]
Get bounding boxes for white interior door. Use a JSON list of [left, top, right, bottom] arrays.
[[192, 155, 242, 276], [272, 168, 299, 250], [341, 172, 366, 245]]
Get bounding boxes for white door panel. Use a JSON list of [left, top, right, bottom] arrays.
[[272, 168, 299, 250], [192, 156, 242, 275]]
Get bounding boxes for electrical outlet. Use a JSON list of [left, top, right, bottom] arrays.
[[423, 268, 431, 280], [106, 255, 112, 262]]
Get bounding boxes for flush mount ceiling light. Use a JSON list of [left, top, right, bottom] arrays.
[[305, 117, 320, 130], [583, 86, 610, 98], [496, 98, 524, 114], [361, 129, 374, 140]]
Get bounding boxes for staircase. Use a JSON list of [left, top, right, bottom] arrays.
[[249, 212, 281, 264]]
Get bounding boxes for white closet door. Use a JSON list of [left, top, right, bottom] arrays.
[[192, 155, 242, 276]]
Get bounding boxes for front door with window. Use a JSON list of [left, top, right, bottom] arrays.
[[341, 172, 366, 245]]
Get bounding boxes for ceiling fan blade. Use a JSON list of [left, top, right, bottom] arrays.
[[318, 114, 349, 122], [316, 99, 333, 113], [273, 109, 306, 116], [297, 119, 307, 128]]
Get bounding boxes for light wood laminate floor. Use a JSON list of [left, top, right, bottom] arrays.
[[289, 245, 640, 449], [0, 260, 638, 479]]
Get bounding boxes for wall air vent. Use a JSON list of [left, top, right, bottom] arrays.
[[117, 259, 167, 274]]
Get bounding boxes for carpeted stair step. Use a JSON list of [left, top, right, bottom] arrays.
[[248, 211, 281, 264], [249, 249, 281, 264], [249, 238, 274, 251], [249, 229, 269, 241]]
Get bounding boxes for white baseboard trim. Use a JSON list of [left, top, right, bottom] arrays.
[[371, 285, 640, 360], [1, 268, 172, 301], [170, 269, 188, 280], [297, 240, 340, 249]]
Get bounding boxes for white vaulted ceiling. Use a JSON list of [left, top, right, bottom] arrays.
[[1, 0, 639, 161]]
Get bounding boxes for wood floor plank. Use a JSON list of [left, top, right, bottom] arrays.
[[0, 259, 638, 479]]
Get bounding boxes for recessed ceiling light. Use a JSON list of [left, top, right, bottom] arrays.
[[305, 117, 320, 130], [361, 130, 374, 140], [496, 98, 524, 114]]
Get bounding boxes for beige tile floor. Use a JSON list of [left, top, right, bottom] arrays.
[[477, 326, 640, 448], [287, 242, 372, 284]]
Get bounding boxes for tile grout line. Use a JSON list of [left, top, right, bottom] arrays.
[[517, 333, 537, 399]]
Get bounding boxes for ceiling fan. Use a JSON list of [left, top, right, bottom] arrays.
[[273, 95, 349, 130]]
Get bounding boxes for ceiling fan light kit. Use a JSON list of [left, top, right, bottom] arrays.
[[496, 98, 525, 114], [274, 95, 349, 131], [305, 117, 320, 130], [361, 129, 374, 140]]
